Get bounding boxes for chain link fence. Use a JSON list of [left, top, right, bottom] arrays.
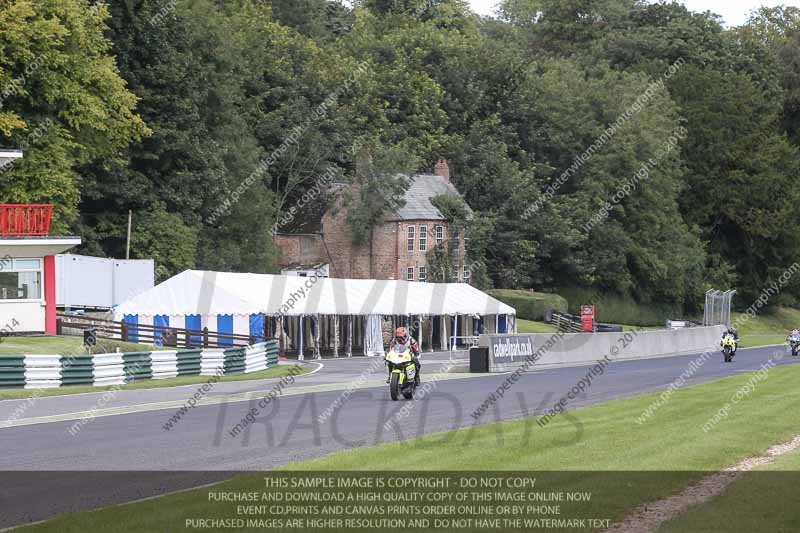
[[703, 289, 736, 327]]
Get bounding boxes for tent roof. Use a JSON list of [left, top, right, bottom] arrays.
[[113, 270, 515, 318]]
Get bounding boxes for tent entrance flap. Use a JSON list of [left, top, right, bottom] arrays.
[[364, 315, 384, 357]]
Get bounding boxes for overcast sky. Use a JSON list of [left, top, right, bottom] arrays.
[[467, 0, 800, 27]]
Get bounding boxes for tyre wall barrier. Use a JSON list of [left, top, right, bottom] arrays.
[[0, 340, 279, 389], [479, 326, 727, 372]]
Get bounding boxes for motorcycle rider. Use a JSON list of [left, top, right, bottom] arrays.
[[387, 327, 421, 384], [787, 329, 800, 354], [721, 327, 740, 354]]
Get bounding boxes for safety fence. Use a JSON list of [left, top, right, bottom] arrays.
[[56, 314, 257, 349], [0, 340, 279, 389]]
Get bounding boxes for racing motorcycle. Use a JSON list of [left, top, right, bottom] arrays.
[[721, 333, 737, 363], [789, 334, 800, 357], [384, 340, 418, 401]]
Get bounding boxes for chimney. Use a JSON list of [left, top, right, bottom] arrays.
[[434, 159, 450, 182]]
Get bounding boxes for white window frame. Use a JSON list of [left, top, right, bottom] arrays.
[[407, 267, 415, 281], [452, 264, 460, 283], [418, 266, 427, 282], [0, 257, 43, 302], [435, 225, 444, 245], [463, 265, 471, 284], [419, 225, 427, 252], [407, 225, 415, 253]]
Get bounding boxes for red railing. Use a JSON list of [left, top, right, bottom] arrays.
[[0, 204, 53, 236]]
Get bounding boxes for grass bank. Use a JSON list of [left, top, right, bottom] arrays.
[[0, 335, 166, 355], [659, 450, 800, 532], [0, 364, 310, 401], [19, 361, 800, 532], [517, 318, 558, 333]]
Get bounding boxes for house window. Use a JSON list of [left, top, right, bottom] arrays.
[[407, 267, 415, 281], [0, 258, 42, 300], [435, 225, 444, 244], [452, 264, 460, 283], [418, 266, 427, 282], [419, 225, 427, 252], [407, 225, 415, 253], [463, 265, 471, 284]]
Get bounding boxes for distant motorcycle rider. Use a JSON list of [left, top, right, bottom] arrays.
[[387, 327, 421, 384], [721, 327, 740, 354]]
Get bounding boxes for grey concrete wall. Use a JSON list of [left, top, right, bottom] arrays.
[[479, 326, 726, 372]]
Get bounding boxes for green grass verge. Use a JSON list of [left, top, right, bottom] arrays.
[[0, 365, 310, 401], [516, 318, 558, 333], [19, 361, 800, 532], [0, 335, 167, 355]]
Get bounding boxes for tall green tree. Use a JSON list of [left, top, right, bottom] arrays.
[[0, 0, 147, 231]]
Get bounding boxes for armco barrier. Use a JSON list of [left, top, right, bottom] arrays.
[[479, 326, 727, 372], [0, 340, 279, 389], [0, 355, 26, 389]]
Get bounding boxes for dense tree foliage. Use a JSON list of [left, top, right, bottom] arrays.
[[1, 0, 799, 308]]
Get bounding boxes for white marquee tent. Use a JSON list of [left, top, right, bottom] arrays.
[[113, 270, 517, 358]]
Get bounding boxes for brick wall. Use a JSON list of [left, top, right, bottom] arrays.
[[274, 234, 326, 268], [274, 185, 467, 280]]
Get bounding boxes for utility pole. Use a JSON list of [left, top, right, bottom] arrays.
[[126, 210, 132, 260]]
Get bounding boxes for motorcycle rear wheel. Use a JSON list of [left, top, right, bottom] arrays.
[[390, 373, 400, 401]]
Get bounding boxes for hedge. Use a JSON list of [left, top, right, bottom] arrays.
[[486, 289, 568, 321], [556, 286, 682, 327]]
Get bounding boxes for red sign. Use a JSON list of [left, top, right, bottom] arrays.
[[0, 204, 53, 236], [581, 305, 595, 332]]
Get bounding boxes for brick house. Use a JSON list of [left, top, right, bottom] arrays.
[[274, 159, 470, 282]]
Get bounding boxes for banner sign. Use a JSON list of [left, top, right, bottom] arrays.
[[479, 334, 538, 371]]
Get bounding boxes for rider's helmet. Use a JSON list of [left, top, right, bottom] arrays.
[[395, 327, 409, 343], [727, 327, 736, 336], [793, 329, 799, 336]]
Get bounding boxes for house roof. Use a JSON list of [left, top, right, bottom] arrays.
[[391, 174, 472, 221], [274, 173, 471, 236]]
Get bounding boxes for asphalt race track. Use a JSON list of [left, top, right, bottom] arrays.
[[0, 344, 797, 529]]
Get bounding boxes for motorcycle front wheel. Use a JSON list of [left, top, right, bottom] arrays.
[[390, 372, 400, 401], [402, 383, 414, 400]]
